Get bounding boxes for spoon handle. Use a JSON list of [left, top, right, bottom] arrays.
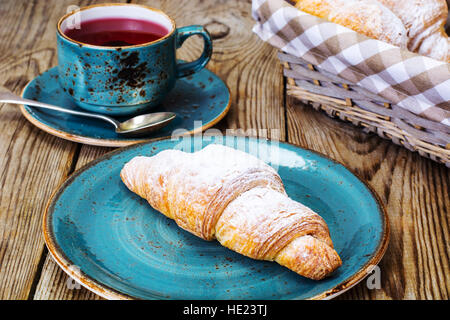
[[0, 91, 120, 128]]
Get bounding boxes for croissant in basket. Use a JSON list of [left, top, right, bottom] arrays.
[[120, 144, 342, 280], [292, 0, 450, 62]]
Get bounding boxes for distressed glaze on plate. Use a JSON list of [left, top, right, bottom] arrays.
[[43, 136, 389, 300], [20, 66, 230, 147]]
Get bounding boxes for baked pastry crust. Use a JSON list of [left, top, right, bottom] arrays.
[[121, 144, 342, 280], [377, 0, 450, 62], [293, 0, 450, 62], [294, 0, 408, 48]]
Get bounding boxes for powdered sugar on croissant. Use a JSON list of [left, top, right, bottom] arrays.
[[417, 30, 450, 62], [294, 0, 450, 62], [120, 144, 342, 280], [377, 0, 450, 62], [294, 0, 408, 48], [122, 144, 285, 239]]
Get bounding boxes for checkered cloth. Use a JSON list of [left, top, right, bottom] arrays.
[[252, 0, 450, 127]]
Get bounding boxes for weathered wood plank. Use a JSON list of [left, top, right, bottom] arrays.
[[285, 97, 449, 300], [0, 21, 77, 302], [0, 0, 124, 300], [33, 146, 112, 300]]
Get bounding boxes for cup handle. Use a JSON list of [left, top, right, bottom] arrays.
[[175, 25, 212, 78]]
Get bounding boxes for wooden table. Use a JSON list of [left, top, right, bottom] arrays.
[[0, 0, 448, 300]]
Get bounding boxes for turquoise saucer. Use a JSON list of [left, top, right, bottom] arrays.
[[21, 67, 230, 147], [43, 136, 389, 300]]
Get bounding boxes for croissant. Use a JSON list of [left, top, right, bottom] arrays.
[[120, 144, 342, 280], [416, 30, 450, 63], [293, 0, 408, 48], [377, 0, 450, 62], [293, 0, 450, 62]]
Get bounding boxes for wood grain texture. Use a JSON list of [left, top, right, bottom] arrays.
[[0, 0, 82, 299], [0, 0, 123, 300], [286, 97, 449, 300], [0, 0, 448, 300], [33, 145, 112, 300]]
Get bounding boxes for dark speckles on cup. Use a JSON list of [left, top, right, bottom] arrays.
[[116, 54, 148, 89], [56, 4, 212, 116], [120, 51, 139, 67]]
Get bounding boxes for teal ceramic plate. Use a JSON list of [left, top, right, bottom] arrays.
[[20, 66, 230, 147], [43, 136, 389, 300]]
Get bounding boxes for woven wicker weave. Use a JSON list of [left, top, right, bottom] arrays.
[[278, 52, 450, 167]]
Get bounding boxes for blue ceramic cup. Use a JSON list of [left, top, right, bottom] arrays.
[[57, 4, 212, 115]]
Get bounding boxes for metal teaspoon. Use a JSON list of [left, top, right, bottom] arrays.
[[0, 89, 176, 137]]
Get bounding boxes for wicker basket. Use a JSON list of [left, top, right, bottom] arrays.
[[278, 52, 450, 167]]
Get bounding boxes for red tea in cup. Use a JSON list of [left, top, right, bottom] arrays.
[[64, 18, 169, 46]]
